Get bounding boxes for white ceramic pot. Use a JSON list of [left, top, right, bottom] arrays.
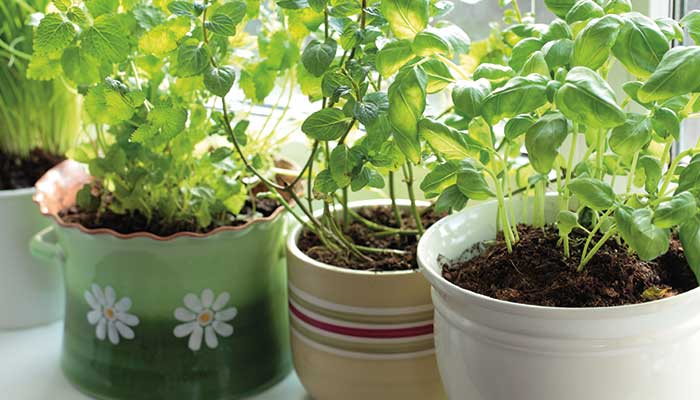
[[418, 194, 700, 400], [0, 188, 63, 329], [287, 199, 445, 400]]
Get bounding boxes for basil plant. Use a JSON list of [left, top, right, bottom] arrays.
[[227, 0, 471, 260], [422, 0, 700, 281], [28, 0, 294, 231]]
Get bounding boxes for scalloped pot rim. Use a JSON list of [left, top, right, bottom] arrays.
[[33, 160, 289, 242], [287, 199, 431, 277]]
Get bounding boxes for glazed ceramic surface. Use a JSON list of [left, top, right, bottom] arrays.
[[0, 188, 64, 329], [418, 195, 700, 400], [287, 200, 445, 400], [31, 161, 292, 400]]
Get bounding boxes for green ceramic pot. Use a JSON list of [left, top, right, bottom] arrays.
[[31, 161, 292, 400]]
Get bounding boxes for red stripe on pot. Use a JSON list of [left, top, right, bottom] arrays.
[[289, 302, 434, 339]]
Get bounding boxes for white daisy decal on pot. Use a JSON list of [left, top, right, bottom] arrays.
[[85, 284, 139, 345], [173, 289, 237, 351]]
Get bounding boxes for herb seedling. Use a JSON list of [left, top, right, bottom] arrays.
[[28, 0, 292, 231], [226, 0, 473, 261], [423, 0, 700, 280]]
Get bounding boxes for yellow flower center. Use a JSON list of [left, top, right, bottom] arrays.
[[104, 307, 115, 320], [198, 310, 213, 325]]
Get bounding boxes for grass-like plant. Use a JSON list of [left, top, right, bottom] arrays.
[[0, 0, 80, 158], [423, 0, 700, 280]]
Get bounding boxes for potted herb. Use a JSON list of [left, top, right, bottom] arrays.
[[224, 0, 471, 398], [28, 0, 298, 398], [418, 2, 700, 399], [0, 0, 81, 328]]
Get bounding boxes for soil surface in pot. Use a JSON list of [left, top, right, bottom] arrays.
[[0, 149, 63, 190], [59, 197, 281, 236], [299, 206, 445, 272], [442, 225, 698, 307]]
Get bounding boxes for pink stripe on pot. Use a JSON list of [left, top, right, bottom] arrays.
[[289, 302, 433, 339]]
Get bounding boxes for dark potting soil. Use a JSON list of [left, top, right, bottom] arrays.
[[298, 205, 446, 272], [442, 225, 698, 308], [59, 197, 281, 237], [0, 149, 63, 190]]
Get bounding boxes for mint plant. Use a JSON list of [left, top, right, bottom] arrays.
[[224, 0, 472, 260], [422, 1, 700, 281], [28, 0, 293, 231]]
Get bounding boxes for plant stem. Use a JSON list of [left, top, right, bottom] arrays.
[[435, 54, 469, 80], [626, 151, 639, 193], [579, 227, 617, 271], [512, 0, 523, 23], [403, 163, 425, 235], [533, 179, 546, 229], [487, 169, 515, 252], [388, 171, 404, 228], [596, 129, 606, 180], [580, 207, 615, 264], [659, 148, 697, 196], [564, 131, 578, 206], [503, 143, 519, 242]]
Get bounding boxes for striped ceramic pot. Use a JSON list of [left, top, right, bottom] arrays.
[[286, 200, 445, 400]]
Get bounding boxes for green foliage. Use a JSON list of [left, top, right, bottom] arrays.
[[0, 0, 81, 159], [29, 0, 285, 231], [422, 3, 700, 280]]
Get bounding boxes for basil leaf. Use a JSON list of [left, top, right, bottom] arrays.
[[525, 112, 569, 174], [615, 206, 670, 261], [481, 73, 549, 125], [388, 66, 427, 164], [612, 13, 670, 79], [680, 217, 700, 282], [654, 192, 698, 229], [609, 113, 652, 157], [638, 46, 700, 103], [419, 118, 482, 161], [555, 66, 625, 128], [451, 79, 491, 119], [571, 15, 623, 71], [568, 177, 616, 210], [381, 0, 429, 40], [376, 40, 414, 78]]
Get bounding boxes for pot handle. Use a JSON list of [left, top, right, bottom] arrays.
[[30, 226, 64, 265]]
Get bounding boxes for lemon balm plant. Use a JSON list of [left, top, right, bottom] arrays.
[[28, 0, 294, 233], [27, 1, 305, 398]]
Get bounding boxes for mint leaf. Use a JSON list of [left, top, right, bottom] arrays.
[[214, 1, 247, 25], [301, 38, 337, 77], [204, 66, 236, 97], [205, 14, 236, 36], [177, 41, 210, 77], [301, 108, 352, 141], [34, 13, 76, 54]]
